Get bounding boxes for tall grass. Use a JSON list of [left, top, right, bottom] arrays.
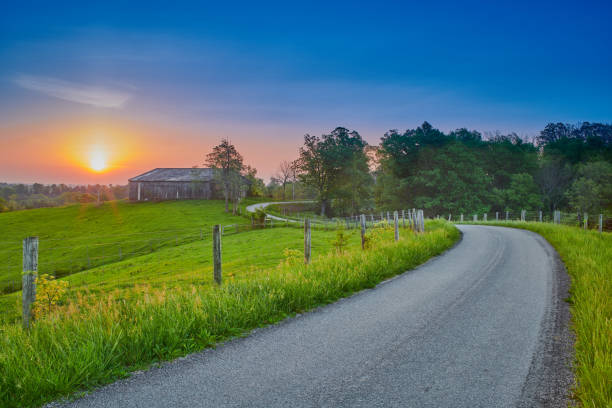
[[465, 221, 611, 407], [0, 220, 459, 408]]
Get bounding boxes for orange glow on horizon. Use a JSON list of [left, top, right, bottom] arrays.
[[0, 116, 299, 184], [89, 147, 107, 172]]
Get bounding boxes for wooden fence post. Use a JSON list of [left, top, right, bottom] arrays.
[[22, 236, 38, 329], [473, 214, 477, 222], [506, 211, 509, 221], [448, 214, 451, 222], [360, 214, 366, 250], [213, 225, 222, 284], [402, 210, 406, 228], [521, 210, 525, 222], [304, 219, 311, 264], [495, 212, 499, 221], [584, 213, 588, 230], [460, 214, 463, 222], [539, 211, 542, 222], [484, 213, 487, 222], [599, 214, 603, 233], [420, 210, 425, 232], [394, 211, 399, 241]]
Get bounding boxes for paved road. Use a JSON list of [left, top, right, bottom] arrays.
[[52, 225, 572, 408], [245, 201, 313, 222]]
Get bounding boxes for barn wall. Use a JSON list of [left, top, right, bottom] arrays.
[[129, 181, 219, 201]]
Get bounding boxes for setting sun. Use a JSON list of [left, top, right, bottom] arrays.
[[89, 148, 107, 172]]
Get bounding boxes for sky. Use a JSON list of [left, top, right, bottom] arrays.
[[1, 0, 611, 184]]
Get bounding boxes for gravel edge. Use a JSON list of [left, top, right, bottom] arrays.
[[517, 230, 575, 407]]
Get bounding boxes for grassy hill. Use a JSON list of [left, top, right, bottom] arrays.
[[0, 199, 258, 293], [0, 221, 361, 323]]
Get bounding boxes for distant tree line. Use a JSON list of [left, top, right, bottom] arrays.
[[292, 122, 611, 217], [3, 121, 610, 218], [0, 184, 128, 212]]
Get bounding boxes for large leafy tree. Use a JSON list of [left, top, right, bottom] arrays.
[[205, 139, 245, 213], [296, 127, 371, 216]]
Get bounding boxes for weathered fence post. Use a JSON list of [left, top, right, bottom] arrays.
[[448, 214, 451, 222], [419, 210, 425, 232], [360, 214, 366, 249], [473, 214, 477, 222], [394, 211, 399, 241], [521, 210, 526, 222], [584, 213, 588, 230], [539, 211, 542, 222], [402, 210, 406, 228], [22, 236, 38, 329], [213, 225, 222, 284], [599, 214, 603, 233], [483, 213, 487, 222], [495, 212, 499, 221], [304, 219, 311, 264]]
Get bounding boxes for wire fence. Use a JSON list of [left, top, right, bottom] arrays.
[[0, 208, 427, 298], [444, 210, 611, 231]]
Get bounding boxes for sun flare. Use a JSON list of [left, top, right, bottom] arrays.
[[89, 148, 107, 172]]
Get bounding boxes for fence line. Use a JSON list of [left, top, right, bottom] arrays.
[[13, 208, 427, 327], [452, 209, 610, 232]]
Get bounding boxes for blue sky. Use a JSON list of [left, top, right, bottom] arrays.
[[1, 0, 611, 182]]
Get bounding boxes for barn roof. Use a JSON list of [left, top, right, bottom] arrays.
[[129, 168, 214, 182]]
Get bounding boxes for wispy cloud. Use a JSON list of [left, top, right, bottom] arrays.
[[13, 75, 130, 108]]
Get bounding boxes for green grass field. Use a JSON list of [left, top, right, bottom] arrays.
[[0, 199, 262, 293], [0, 213, 459, 408], [0, 222, 363, 324], [460, 220, 611, 407]]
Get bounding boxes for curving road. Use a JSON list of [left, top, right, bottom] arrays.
[[51, 225, 573, 408], [245, 201, 313, 222]]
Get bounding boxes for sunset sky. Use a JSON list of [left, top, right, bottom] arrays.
[[1, 1, 611, 184]]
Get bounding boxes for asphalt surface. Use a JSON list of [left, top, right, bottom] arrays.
[[51, 225, 573, 408], [245, 201, 313, 222]]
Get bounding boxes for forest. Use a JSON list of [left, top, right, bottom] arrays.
[[284, 121, 611, 217]]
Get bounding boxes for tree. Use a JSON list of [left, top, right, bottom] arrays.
[[295, 127, 371, 216], [500, 173, 543, 212], [566, 161, 612, 214], [205, 139, 245, 212], [277, 160, 293, 200], [536, 158, 573, 211]]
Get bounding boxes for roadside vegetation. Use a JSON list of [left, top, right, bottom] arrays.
[[464, 220, 611, 407], [0, 219, 458, 408]]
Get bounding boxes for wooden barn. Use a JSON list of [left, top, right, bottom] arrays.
[[128, 168, 220, 201]]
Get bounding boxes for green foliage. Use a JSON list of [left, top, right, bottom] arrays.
[[332, 226, 349, 253], [252, 208, 267, 225], [32, 274, 69, 319], [566, 161, 612, 214], [494, 173, 542, 211], [296, 127, 373, 216], [377, 121, 611, 215], [0, 221, 459, 408]]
